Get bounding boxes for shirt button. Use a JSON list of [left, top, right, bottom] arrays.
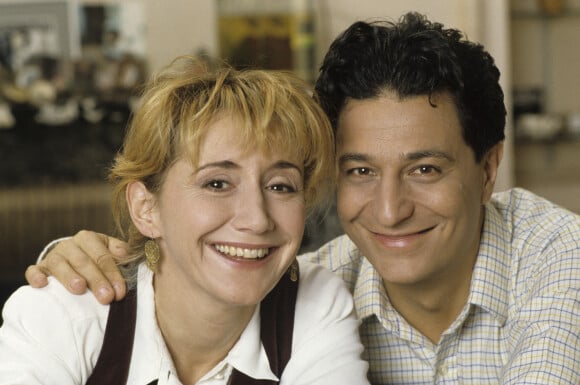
[[213, 365, 229, 380], [438, 355, 458, 377]]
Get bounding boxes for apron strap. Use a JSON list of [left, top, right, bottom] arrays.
[[86, 287, 137, 385]]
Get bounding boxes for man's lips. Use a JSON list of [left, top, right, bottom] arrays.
[[372, 226, 435, 248]]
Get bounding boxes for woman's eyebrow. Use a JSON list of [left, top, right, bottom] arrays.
[[273, 160, 302, 172], [196, 160, 302, 173], [196, 160, 239, 172]]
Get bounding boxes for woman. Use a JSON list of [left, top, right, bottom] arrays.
[[0, 57, 369, 384]]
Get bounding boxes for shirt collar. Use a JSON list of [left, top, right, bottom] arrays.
[[131, 264, 277, 384], [352, 256, 396, 325], [466, 202, 511, 325], [224, 304, 278, 381]]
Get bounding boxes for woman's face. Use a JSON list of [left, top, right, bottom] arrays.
[[150, 117, 306, 307]]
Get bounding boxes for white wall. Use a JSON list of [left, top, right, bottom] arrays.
[[0, 0, 514, 189], [148, 0, 514, 190], [311, 0, 514, 190], [511, 4, 580, 114]]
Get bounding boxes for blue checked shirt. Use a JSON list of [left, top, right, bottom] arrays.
[[300, 188, 580, 384]]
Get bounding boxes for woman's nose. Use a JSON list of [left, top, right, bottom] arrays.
[[231, 189, 275, 233]]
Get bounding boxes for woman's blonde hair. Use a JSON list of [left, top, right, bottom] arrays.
[[109, 56, 335, 271]]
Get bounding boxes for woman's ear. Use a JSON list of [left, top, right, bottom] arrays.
[[481, 141, 504, 204], [126, 181, 161, 238]]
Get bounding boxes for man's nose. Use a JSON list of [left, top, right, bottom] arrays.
[[372, 177, 414, 227]]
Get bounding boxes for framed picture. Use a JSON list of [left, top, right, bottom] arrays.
[[217, 0, 316, 83], [0, 0, 79, 75]]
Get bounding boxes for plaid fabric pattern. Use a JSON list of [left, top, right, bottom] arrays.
[[300, 188, 580, 384]]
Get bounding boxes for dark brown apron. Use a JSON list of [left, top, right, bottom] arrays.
[[86, 267, 299, 385]]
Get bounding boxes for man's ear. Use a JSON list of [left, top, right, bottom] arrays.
[[126, 181, 161, 238], [481, 141, 504, 204]]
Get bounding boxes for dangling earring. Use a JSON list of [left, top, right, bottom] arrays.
[[144, 239, 160, 272], [288, 259, 299, 282]]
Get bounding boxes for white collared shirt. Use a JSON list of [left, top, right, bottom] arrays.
[[0, 261, 370, 385], [302, 188, 580, 384]]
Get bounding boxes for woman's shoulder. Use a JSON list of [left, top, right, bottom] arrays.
[[0, 279, 109, 382], [1, 277, 109, 348], [298, 259, 348, 288], [295, 259, 355, 314], [4, 277, 107, 320], [282, 261, 368, 384]]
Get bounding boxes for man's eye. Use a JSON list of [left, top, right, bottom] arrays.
[[347, 167, 372, 176], [412, 165, 440, 175]]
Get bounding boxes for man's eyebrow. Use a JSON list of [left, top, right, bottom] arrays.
[[338, 153, 369, 165], [405, 150, 454, 162], [338, 151, 454, 165]]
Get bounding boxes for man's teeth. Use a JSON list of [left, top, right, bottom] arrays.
[[215, 244, 269, 259]]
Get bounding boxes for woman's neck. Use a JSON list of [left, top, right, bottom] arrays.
[[153, 271, 256, 385]]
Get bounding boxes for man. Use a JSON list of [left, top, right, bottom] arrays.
[[23, 12, 580, 384]]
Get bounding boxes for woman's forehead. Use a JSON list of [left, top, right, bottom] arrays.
[[181, 119, 303, 166]]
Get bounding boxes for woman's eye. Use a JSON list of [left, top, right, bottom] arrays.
[[267, 183, 297, 193], [204, 179, 229, 190]]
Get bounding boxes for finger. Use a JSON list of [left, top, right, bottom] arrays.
[[41, 246, 91, 295], [64, 231, 122, 304], [99, 235, 128, 301], [24, 264, 49, 288], [108, 236, 130, 258]]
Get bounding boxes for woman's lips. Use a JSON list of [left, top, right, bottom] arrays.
[[214, 244, 271, 260]]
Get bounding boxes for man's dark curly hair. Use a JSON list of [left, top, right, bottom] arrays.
[[314, 12, 506, 162]]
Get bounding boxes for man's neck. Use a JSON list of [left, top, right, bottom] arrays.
[[384, 252, 476, 344]]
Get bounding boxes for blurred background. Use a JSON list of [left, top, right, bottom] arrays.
[[1, 0, 579, 312]]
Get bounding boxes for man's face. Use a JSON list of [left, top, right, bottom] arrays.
[[335, 92, 501, 291]]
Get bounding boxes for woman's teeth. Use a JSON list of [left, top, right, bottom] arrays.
[[215, 244, 269, 259]]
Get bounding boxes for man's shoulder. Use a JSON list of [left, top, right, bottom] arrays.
[[299, 234, 362, 268], [490, 188, 580, 230], [487, 188, 580, 292], [298, 234, 366, 292]]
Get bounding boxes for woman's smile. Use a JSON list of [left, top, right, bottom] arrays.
[[213, 243, 271, 260]]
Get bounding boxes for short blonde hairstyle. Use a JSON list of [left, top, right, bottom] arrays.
[[109, 56, 335, 264]]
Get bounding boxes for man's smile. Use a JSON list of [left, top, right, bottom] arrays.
[[371, 226, 436, 248]]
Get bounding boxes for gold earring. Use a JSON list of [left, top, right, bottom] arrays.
[[144, 239, 160, 272], [288, 259, 299, 282]]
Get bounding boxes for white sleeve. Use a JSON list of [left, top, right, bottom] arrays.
[[281, 261, 370, 385], [0, 280, 107, 384]]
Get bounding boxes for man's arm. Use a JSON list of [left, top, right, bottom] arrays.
[[24, 230, 129, 304]]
